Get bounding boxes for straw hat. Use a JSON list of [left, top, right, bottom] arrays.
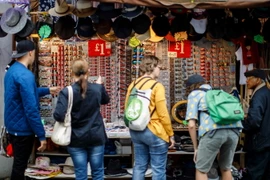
[[48, 0, 75, 17], [96, 28, 118, 42], [59, 157, 75, 174], [72, 0, 96, 18]]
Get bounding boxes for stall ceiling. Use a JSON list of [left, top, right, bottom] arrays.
[[90, 0, 270, 9]]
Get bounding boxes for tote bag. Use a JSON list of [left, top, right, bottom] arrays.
[[51, 86, 73, 146]]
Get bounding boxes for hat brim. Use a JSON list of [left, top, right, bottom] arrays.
[[17, 19, 35, 38], [97, 32, 118, 42], [72, 8, 97, 18], [122, 7, 144, 18], [12, 52, 28, 59], [48, 5, 75, 17], [105, 168, 128, 176], [96, 9, 122, 19], [0, 8, 28, 34], [149, 25, 164, 42]]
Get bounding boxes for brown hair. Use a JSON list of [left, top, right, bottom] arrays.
[[72, 60, 88, 98], [139, 55, 161, 75], [185, 82, 205, 97]]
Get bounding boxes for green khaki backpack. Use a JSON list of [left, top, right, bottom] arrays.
[[198, 88, 244, 125]]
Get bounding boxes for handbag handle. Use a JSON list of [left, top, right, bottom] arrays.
[[64, 86, 73, 125]]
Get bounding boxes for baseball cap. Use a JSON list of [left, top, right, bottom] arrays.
[[244, 69, 266, 80], [12, 40, 35, 59], [186, 74, 205, 87]]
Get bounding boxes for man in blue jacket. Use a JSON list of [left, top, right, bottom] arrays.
[[243, 69, 270, 180], [4, 40, 60, 180]]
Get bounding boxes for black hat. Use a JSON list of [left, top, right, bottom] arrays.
[[243, 17, 261, 37], [76, 17, 96, 40], [231, 8, 250, 20], [12, 40, 35, 58], [207, 17, 225, 39], [188, 24, 204, 41], [244, 69, 266, 80], [96, 3, 122, 19], [152, 15, 170, 37], [186, 74, 205, 87], [16, 19, 35, 38], [112, 16, 132, 39], [55, 15, 75, 40], [104, 159, 128, 176], [252, 8, 270, 18], [131, 14, 150, 34], [224, 17, 243, 40], [170, 14, 189, 35], [148, 7, 169, 16], [262, 18, 270, 42], [94, 18, 112, 35]]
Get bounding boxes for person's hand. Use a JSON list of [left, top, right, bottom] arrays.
[[49, 86, 61, 95], [193, 149, 198, 163], [37, 140, 47, 152], [168, 136, 175, 149], [96, 76, 103, 84]]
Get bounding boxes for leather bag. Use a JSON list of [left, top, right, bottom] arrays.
[[51, 86, 73, 146]]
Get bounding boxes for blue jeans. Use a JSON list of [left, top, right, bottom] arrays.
[[130, 128, 169, 180], [67, 145, 105, 180]]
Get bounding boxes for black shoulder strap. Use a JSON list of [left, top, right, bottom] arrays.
[[139, 79, 152, 89], [131, 77, 151, 91]]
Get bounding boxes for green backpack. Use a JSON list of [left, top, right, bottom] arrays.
[[198, 88, 244, 125], [124, 78, 158, 131]]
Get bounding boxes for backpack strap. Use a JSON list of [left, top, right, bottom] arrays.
[[131, 77, 151, 91]]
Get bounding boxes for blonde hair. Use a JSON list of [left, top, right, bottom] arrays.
[[72, 60, 88, 98], [139, 55, 161, 75]]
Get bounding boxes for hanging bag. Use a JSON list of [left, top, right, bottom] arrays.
[[51, 86, 73, 146], [0, 126, 13, 157]]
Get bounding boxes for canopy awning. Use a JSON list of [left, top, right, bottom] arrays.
[[90, 0, 270, 9]]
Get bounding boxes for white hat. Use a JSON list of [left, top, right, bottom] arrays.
[[59, 157, 75, 174], [190, 18, 207, 34], [48, 0, 75, 17]]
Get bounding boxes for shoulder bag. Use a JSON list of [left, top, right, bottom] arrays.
[[51, 86, 73, 146]]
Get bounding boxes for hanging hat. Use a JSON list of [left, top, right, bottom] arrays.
[[112, 16, 132, 39], [16, 19, 35, 38], [192, 8, 207, 20], [131, 14, 150, 34], [207, 17, 225, 39], [190, 18, 207, 34], [135, 30, 150, 42], [149, 25, 164, 42], [58, 157, 74, 174], [152, 15, 170, 37], [0, 16, 7, 37], [55, 15, 75, 40], [72, 0, 96, 18], [243, 17, 261, 37], [262, 18, 270, 42], [122, 4, 144, 19], [148, 7, 169, 16], [128, 36, 141, 48], [188, 24, 204, 41], [170, 8, 188, 16], [231, 8, 250, 20], [48, 0, 75, 17], [224, 17, 243, 40], [94, 18, 112, 35], [97, 28, 118, 42], [0, 8, 28, 34], [170, 14, 189, 36], [36, 22, 53, 40], [252, 8, 270, 18], [76, 17, 96, 40], [96, 3, 122, 19]]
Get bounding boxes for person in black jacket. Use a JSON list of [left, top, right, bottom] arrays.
[[243, 69, 270, 180], [53, 59, 110, 180]]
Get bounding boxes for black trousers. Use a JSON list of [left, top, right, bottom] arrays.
[[245, 149, 270, 180], [9, 134, 35, 180]]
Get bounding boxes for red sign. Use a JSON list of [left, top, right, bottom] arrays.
[[88, 40, 111, 57], [168, 40, 191, 58]]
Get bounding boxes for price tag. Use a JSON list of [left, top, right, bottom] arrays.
[[88, 40, 111, 57]]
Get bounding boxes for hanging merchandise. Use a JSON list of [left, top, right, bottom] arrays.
[[168, 40, 192, 58], [88, 39, 111, 57]]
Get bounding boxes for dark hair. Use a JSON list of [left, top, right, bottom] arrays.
[[185, 82, 205, 97], [72, 60, 88, 99], [139, 55, 161, 75]]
